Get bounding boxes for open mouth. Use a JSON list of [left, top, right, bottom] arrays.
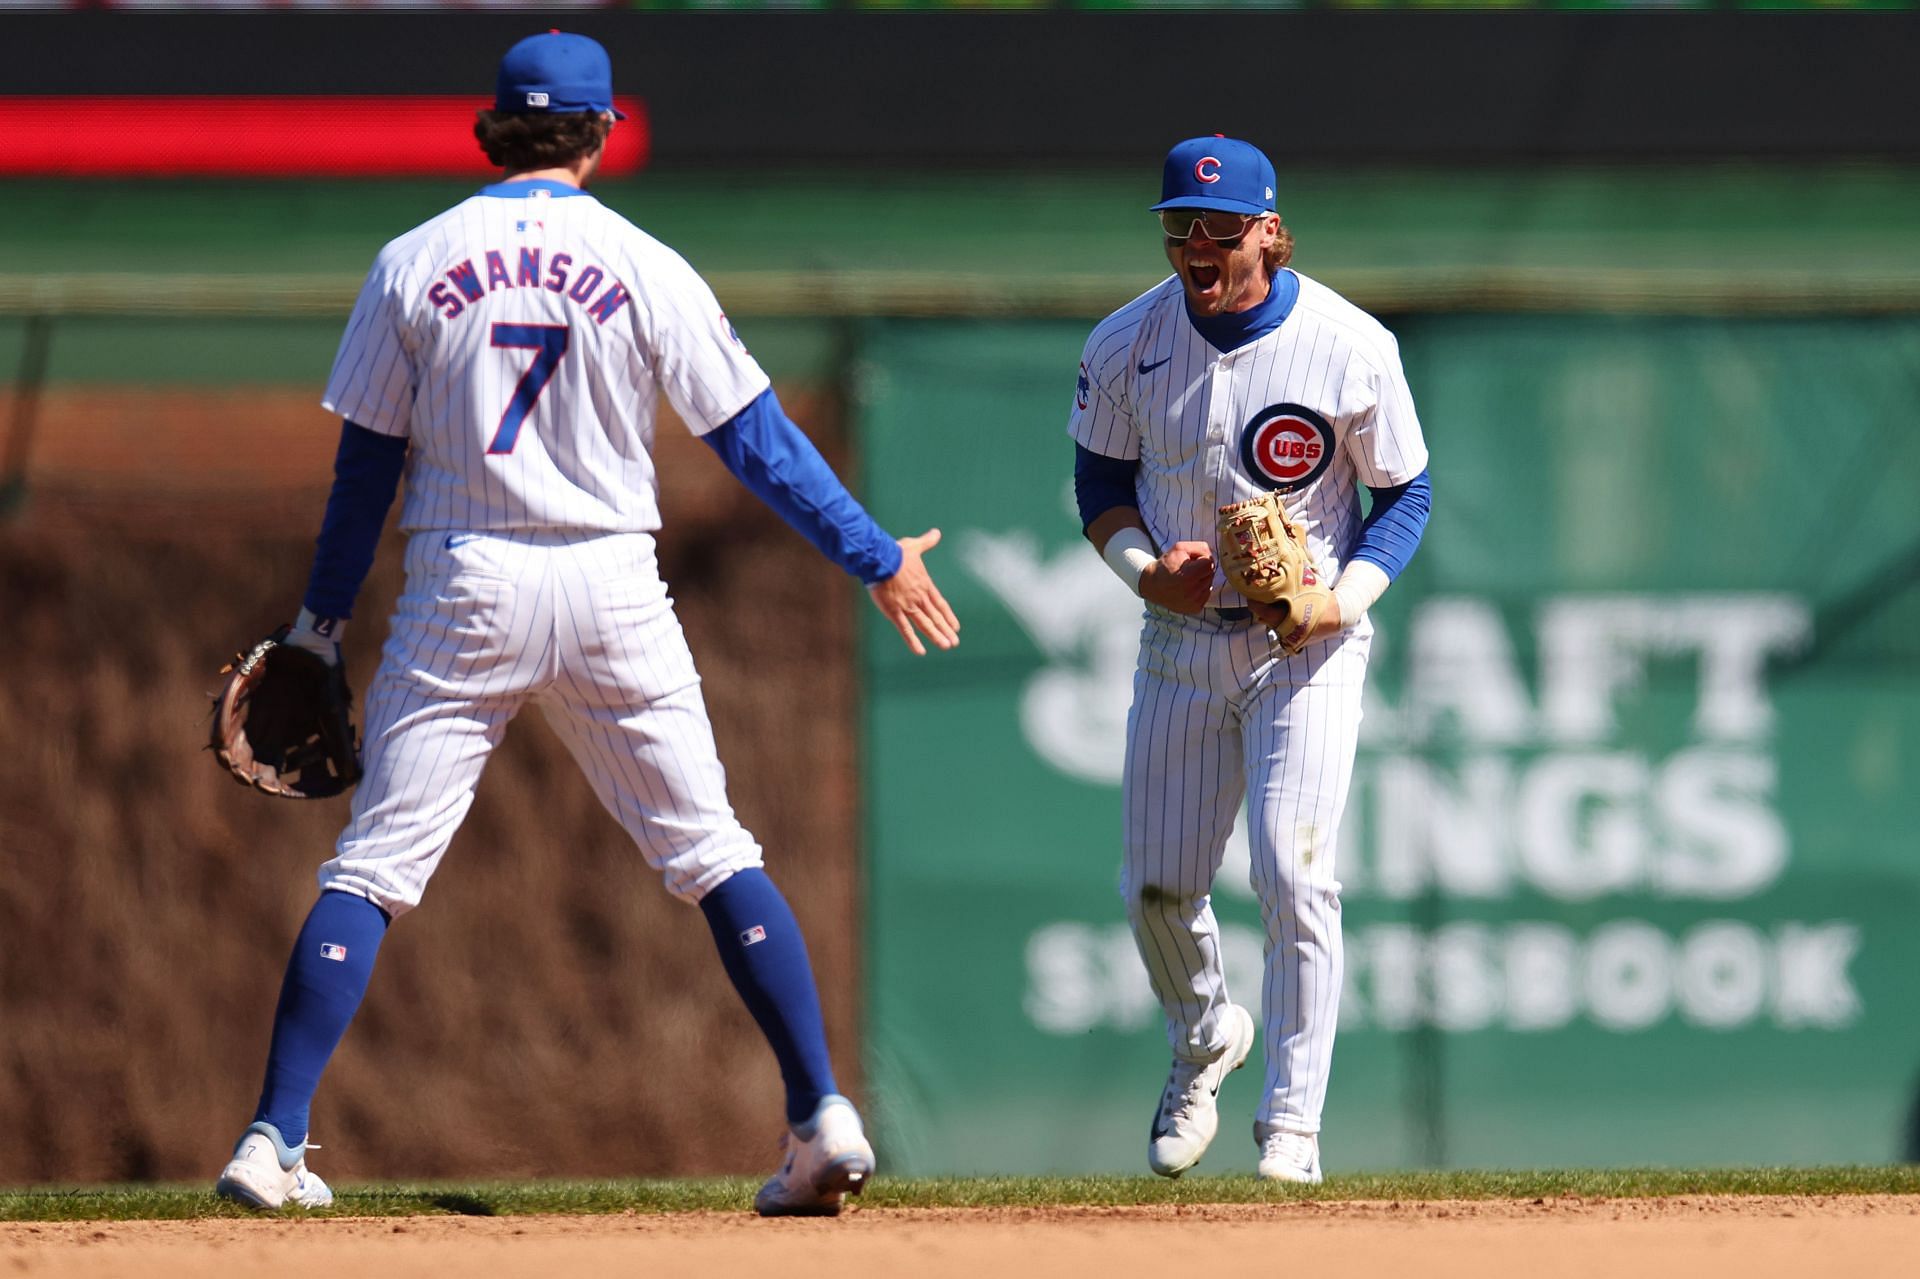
[[1187, 260, 1222, 293]]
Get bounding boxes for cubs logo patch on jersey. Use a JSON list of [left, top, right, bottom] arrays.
[[1240, 403, 1334, 491]]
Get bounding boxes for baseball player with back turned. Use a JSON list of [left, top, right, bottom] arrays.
[[213, 31, 958, 1217], [1071, 137, 1430, 1181]]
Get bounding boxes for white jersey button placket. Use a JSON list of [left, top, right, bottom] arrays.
[[1207, 355, 1235, 505]]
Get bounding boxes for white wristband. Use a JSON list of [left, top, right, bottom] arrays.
[[1100, 526, 1159, 597], [293, 606, 347, 646], [285, 607, 347, 666], [1331, 559, 1391, 627]]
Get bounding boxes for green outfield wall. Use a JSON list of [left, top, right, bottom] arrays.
[[7, 166, 1920, 285], [856, 314, 1920, 1174]]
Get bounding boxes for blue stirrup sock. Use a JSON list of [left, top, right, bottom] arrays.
[[253, 889, 390, 1148], [698, 868, 839, 1126]]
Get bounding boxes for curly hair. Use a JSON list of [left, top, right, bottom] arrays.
[[473, 110, 611, 172], [1264, 219, 1295, 272]]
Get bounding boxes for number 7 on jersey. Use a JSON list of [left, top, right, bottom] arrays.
[[488, 323, 570, 454]]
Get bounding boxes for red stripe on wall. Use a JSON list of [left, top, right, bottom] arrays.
[[0, 96, 649, 177]]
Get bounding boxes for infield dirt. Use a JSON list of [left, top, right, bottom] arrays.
[[6, 1197, 1920, 1279]]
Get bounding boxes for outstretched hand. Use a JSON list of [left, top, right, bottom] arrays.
[[868, 528, 961, 656]]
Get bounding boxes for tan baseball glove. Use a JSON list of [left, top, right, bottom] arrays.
[[1216, 492, 1335, 655]]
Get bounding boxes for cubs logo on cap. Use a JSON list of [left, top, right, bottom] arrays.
[[1241, 403, 1334, 491], [495, 30, 629, 120], [1151, 136, 1277, 215]]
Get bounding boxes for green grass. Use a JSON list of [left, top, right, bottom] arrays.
[[5, 1168, 1919, 1223]]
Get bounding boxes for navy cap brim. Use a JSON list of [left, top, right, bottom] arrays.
[[1150, 194, 1271, 215]]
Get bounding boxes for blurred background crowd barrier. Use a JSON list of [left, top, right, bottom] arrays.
[[2, 9, 1917, 1181]]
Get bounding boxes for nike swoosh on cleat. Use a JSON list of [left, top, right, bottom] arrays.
[[1137, 357, 1172, 375]]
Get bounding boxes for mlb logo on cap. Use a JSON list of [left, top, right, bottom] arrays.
[[495, 30, 629, 120], [1151, 136, 1278, 215]]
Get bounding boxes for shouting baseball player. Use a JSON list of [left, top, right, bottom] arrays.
[[1070, 137, 1430, 1182], [213, 31, 958, 1217]]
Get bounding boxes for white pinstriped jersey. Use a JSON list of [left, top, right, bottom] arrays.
[[1075, 267, 1430, 1145], [322, 184, 768, 534], [1068, 270, 1429, 609]]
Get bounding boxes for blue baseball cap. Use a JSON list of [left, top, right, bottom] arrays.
[[495, 30, 627, 120], [1150, 136, 1276, 215]]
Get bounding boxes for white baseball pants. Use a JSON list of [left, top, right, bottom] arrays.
[[1121, 608, 1368, 1135], [319, 529, 763, 915]]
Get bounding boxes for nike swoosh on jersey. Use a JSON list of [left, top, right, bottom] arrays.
[[1137, 356, 1172, 374]]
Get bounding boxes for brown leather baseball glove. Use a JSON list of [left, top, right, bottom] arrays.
[[209, 627, 363, 799], [1216, 492, 1335, 655]]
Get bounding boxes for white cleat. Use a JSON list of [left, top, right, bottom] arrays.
[[754, 1094, 876, 1218], [1147, 1003, 1256, 1178], [1256, 1126, 1323, 1184], [214, 1121, 335, 1210]]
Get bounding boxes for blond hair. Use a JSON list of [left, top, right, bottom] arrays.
[[1264, 218, 1295, 271]]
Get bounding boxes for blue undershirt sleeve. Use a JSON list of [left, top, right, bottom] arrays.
[[702, 388, 903, 584], [302, 421, 407, 620], [1352, 468, 1431, 581], [1074, 443, 1140, 531]]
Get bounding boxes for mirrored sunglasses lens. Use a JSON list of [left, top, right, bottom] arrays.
[[1199, 212, 1251, 240], [1160, 210, 1254, 242], [1159, 210, 1203, 239]]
